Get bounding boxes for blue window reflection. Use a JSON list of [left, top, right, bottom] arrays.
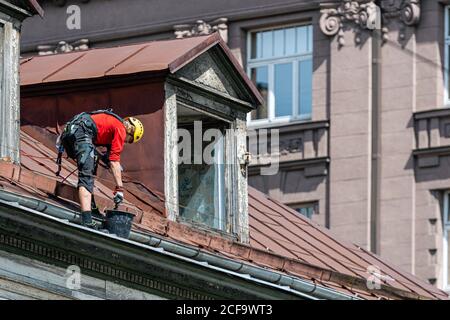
[[299, 59, 312, 117], [275, 63, 293, 117], [249, 24, 313, 121], [262, 31, 273, 58]]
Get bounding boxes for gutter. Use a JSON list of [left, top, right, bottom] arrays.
[[0, 189, 359, 300]]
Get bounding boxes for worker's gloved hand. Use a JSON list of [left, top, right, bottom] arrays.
[[113, 186, 124, 206]]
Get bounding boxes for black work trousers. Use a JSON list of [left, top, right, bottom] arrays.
[[61, 113, 97, 193]]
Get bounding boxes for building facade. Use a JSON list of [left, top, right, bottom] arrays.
[[11, 34, 447, 300], [19, 0, 450, 291]]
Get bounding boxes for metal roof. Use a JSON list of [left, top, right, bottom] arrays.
[[9, 34, 449, 300], [0, 129, 447, 300], [20, 33, 263, 105]]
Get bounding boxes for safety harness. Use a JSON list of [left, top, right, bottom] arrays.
[[55, 109, 124, 176]]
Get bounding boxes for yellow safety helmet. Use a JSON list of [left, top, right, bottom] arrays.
[[124, 117, 144, 143]]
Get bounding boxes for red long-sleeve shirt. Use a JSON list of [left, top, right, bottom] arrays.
[[91, 113, 126, 162]]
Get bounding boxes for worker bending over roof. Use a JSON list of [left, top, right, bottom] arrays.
[[57, 109, 144, 229]]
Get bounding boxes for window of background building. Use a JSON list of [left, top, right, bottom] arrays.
[[247, 24, 313, 124], [445, 6, 450, 105], [291, 202, 318, 220], [443, 191, 450, 291]]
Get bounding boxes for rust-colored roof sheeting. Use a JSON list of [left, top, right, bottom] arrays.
[[247, 188, 447, 299], [19, 33, 263, 105], [0, 131, 448, 300]]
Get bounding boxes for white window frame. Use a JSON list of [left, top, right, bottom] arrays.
[[445, 6, 450, 106], [213, 133, 226, 231], [246, 24, 313, 127], [443, 191, 450, 291]]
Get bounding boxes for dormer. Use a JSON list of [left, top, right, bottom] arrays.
[[19, 33, 262, 243], [165, 38, 262, 242]]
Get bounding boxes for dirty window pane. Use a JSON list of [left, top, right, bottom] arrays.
[[274, 63, 293, 117], [178, 108, 227, 231], [250, 66, 268, 120], [299, 59, 313, 117], [178, 149, 225, 229]]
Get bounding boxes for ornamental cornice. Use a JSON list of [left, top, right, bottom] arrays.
[[319, 0, 421, 45]]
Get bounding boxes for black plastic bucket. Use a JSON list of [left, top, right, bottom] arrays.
[[104, 210, 134, 239]]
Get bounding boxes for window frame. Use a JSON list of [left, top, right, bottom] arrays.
[[246, 23, 313, 126], [291, 201, 319, 220], [176, 101, 235, 234], [445, 6, 450, 106]]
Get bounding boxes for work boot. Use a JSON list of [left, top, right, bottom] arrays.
[[81, 211, 98, 230]]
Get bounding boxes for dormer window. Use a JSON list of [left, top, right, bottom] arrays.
[[163, 40, 263, 242]]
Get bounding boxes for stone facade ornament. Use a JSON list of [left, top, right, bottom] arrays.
[[319, 0, 421, 45], [37, 39, 89, 55], [279, 138, 303, 155], [174, 18, 228, 43], [319, 0, 379, 46], [380, 0, 421, 40]]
